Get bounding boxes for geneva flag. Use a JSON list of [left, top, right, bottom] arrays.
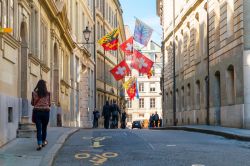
[[98, 28, 119, 51]]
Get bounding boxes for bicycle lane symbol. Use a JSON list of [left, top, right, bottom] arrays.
[[75, 152, 118, 165]]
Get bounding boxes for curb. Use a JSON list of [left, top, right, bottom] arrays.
[[39, 128, 79, 166], [150, 127, 250, 142]]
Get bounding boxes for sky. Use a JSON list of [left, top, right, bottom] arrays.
[[119, 0, 162, 45]]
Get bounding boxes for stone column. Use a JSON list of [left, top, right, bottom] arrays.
[[244, 50, 250, 128]]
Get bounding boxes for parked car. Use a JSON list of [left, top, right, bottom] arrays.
[[132, 121, 142, 129]]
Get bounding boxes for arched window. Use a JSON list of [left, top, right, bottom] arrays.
[[214, 0, 221, 47], [179, 32, 184, 68], [195, 13, 200, 59], [227, 0, 234, 37], [170, 91, 173, 111], [181, 86, 184, 111], [187, 83, 191, 111], [175, 36, 179, 70], [185, 24, 190, 67], [195, 80, 201, 109], [202, 3, 208, 56], [227, 65, 235, 105], [214, 71, 221, 107], [176, 89, 180, 112]]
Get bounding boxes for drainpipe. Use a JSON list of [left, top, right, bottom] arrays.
[[172, 0, 177, 126], [206, 0, 210, 125]]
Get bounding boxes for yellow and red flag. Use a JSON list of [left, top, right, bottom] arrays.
[[127, 82, 136, 100], [0, 27, 12, 33], [98, 28, 119, 51], [147, 68, 154, 79]]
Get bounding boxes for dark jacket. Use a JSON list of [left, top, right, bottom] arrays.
[[102, 104, 111, 118], [111, 104, 120, 116]]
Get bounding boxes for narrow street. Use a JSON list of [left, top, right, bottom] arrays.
[[53, 129, 250, 166]]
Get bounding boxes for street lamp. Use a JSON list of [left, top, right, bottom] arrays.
[[83, 26, 91, 44]]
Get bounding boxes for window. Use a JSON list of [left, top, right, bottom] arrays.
[[75, 2, 78, 41], [8, 107, 13, 123], [139, 83, 144, 92], [227, 0, 234, 37], [2, 0, 7, 27], [195, 13, 200, 59], [195, 80, 201, 109], [227, 65, 235, 105], [9, 0, 14, 35], [127, 114, 132, 122], [127, 99, 132, 108], [139, 98, 144, 108], [0, 1, 2, 26], [41, 20, 48, 64], [181, 86, 184, 111], [150, 98, 155, 108], [187, 84, 191, 110], [150, 83, 155, 92]]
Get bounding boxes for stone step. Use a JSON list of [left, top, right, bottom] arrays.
[[19, 123, 36, 130], [17, 129, 36, 138]]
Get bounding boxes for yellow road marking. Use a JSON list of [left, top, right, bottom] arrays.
[[75, 153, 90, 159]]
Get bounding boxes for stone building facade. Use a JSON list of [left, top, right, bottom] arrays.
[[0, 0, 98, 146], [96, 0, 126, 127], [157, 0, 250, 128]]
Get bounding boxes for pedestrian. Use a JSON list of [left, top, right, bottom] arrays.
[[31, 79, 51, 151], [93, 108, 100, 128], [57, 102, 62, 127], [111, 100, 120, 129], [149, 113, 154, 128], [121, 111, 127, 129], [154, 112, 159, 127], [102, 101, 111, 129], [159, 118, 162, 127]]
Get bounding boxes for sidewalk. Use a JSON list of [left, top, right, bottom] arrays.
[[150, 125, 250, 141], [0, 127, 78, 166]]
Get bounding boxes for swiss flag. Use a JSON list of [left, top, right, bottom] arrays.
[[131, 49, 154, 74], [120, 37, 133, 55], [110, 60, 131, 81]]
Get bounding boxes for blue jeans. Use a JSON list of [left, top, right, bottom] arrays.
[[34, 109, 50, 145]]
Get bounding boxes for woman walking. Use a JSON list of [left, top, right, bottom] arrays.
[[31, 79, 51, 151]]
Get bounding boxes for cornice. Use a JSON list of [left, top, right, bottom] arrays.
[[18, 0, 32, 15], [39, 0, 75, 51], [163, 0, 203, 44]]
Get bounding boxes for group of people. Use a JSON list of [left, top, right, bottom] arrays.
[[92, 100, 127, 129], [149, 112, 162, 128]]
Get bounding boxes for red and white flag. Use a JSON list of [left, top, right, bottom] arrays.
[[110, 60, 131, 81], [131, 50, 154, 74], [120, 37, 133, 55]]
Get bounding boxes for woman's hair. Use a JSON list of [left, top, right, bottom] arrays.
[[34, 79, 48, 97]]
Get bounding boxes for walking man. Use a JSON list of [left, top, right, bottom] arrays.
[[111, 101, 120, 129], [93, 108, 100, 128], [102, 101, 111, 129], [154, 112, 159, 127]]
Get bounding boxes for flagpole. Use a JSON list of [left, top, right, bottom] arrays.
[[103, 0, 106, 103], [104, 49, 106, 102], [172, 0, 177, 126], [116, 10, 119, 105]]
